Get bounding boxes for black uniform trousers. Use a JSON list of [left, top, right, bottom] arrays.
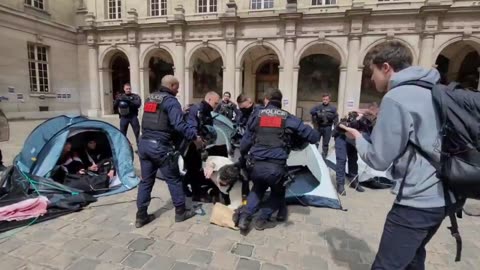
[[317, 125, 333, 156], [243, 161, 287, 220], [335, 135, 358, 187], [137, 139, 186, 210], [120, 116, 140, 144]]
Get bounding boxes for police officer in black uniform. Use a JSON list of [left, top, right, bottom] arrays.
[[237, 89, 320, 231], [135, 75, 204, 228], [184, 91, 220, 201], [114, 83, 142, 144], [310, 94, 338, 157], [215, 91, 238, 121], [235, 94, 261, 132], [334, 103, 378, 195]]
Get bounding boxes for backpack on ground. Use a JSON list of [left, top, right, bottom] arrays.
[[396, 80, 480, 262]]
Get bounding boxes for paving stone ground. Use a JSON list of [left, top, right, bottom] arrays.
[[1, 118, 480, 270]]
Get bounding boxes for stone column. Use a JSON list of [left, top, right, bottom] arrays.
[[283, 38, 295, 114], [88, 45, 100, 117], [235, 67, 243, 98], [419, 34, 435, 68], [139, 67, 147, 100], [184, 67, 191, 107], [128, 45, 140, 94], [226, 40, 236, 97], [337, 67, 348, 117], [344, 36, 361, 112], [291, 66, 300, 117], [175, 42, 186, 106]]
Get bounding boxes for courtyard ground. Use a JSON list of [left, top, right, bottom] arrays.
[[0, 118, 479, 270]]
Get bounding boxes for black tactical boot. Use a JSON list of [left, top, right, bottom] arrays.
[[349, 179, 365, 192], [337, 185, 346, 196], [276, 205, 288, 222], [237, 214, 251, 231], [254, 219, 276, 231], [175, 206, 196, 222], [135, 208, 155, 228]]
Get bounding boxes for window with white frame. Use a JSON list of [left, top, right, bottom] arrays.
[[151, 0, 167, 16], [28, 44, 50, 93], [25, 0, 45, 10], [108, 0, 122, 19], [197, 0, 217, 13], [312, 0, 337, 5], [251, 0, 274, 9]]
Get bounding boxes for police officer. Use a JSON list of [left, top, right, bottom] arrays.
[[184, 91, 220, 201], [237, 88, 320, 231], [114, 83, 142, 144], [135, 75, 204, 228], [215, 91, 238, 121], [235, 94, 261, 132], [333, 129, 365, 196], [310, 94, 338, 157]]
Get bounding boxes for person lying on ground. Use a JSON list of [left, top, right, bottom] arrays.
[[203, 156, 243, 209]]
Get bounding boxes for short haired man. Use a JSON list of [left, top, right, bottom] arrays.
[[342, 42, 448, 269], [114, 83, 142, 144], [136, 75, 203, 227], [215, 91, 238, 121], [237, 88, 320, 231], [310, 93, 338, 157], [184, 91, 221, 201]]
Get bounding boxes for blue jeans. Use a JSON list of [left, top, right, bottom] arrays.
[[335, 135, 358, 186], [136, 139, 186, 210], [120, 116, 140, 144], [372, 204, 446, 270], [244, 161, 286, 220]]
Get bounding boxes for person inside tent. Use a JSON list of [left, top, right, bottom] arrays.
[[80, 136, 114, 176], [58, 141, 85, 175]]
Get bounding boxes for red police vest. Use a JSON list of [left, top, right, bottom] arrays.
[[141, 92, 172, 132], [254, 108, 288, 148]]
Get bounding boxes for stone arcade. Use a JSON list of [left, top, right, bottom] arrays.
[[0, 0, 479, 120]]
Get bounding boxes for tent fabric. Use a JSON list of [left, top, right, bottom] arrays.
[[286, 144, 342, 209], [207, 115, 342, 210], [14, 115, 140, 197], [0, 165, 97, 233]]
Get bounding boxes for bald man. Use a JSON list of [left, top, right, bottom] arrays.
[[183, 91, 221, 202], [136, 75, 204, 228]]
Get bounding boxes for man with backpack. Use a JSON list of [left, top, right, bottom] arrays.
[[342, 41, 456, 269]]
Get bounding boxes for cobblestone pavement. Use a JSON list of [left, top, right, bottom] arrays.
[[1, 118, 479, 270]]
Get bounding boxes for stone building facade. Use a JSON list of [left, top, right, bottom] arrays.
[[0, 0, 479, 120]]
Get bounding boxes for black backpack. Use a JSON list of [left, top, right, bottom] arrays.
[[396, 80, 480, 262]]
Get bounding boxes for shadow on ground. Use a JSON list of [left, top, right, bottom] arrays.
[[323, 228, 376, 270]]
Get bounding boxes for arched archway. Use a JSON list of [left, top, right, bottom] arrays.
[[99, 49, 130, 115], [296, 43, 342, 120], [435, 41, 480, 91], [188, 47, 224, 103], [142, 48, 174, 94], [238, 45, 280, 103], [255, 60, 280, 103], [360, 42, 414, 107]]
